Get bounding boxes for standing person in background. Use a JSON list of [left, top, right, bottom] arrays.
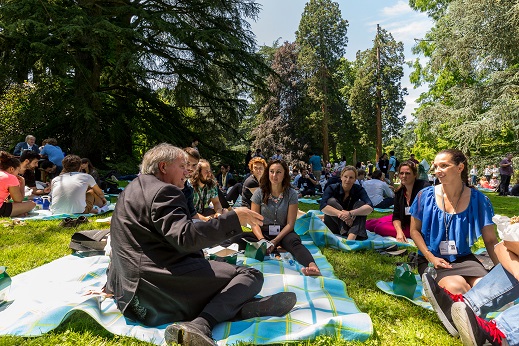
[[40, 138, 65, 175], [378, 153, 389, 178], [484, 165, 492, 183], [388, 151, 398, 185], [469, 165, 478, 186], [498, 153, 513, 196], [309, 152, 323, 182], [13, 135, 40, 156], [366, 161, 374, 177], [492, 164, 499, 179]]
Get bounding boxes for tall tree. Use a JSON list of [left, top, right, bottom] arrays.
[[295, 0, 348, 162], [410, 0, 519, 155], [0, 0, 270, 166], [348, 27, 407, 156]]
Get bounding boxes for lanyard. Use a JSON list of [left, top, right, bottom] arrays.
[[442, 184, 465, 240]]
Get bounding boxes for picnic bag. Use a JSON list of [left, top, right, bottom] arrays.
[[393, 263, 417, 299], [69, 229, 110, 252]]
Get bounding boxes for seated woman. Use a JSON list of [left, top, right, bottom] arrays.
[[411, 149, 499, 296], [511, 178, 519, 196], [319, 166, 374, 240], [50, 155, 107, 214], [0, 151, 36, 217], [489, 176, 500, 189], [251, 160, 321, 276], [366, 162, 430, 243], [241, 157, 267, 208], [80, 158, 100, 185], [191, 159, 227, 220]]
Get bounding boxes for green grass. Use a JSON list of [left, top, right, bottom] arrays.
[[0, 192, 516, 345]]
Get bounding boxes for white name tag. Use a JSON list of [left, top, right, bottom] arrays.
[[439, 240, 458, 255], [405, 206, 411, 215], [269, 224, 281, 236]]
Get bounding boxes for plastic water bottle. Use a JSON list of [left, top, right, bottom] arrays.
[[422, 262, 437, 300], [424, 262, 437, 279], [282, 253, 295, 266]]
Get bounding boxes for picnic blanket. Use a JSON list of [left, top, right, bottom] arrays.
[[298, 198, 320, 204], [12, 204, 115, 221], [0, 216, 373, 345], [295, 211, 414, 251]]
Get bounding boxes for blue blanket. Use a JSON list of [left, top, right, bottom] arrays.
[[12, 204, 115, 221], [295, 212, 414, 251], [0, 215, 373, 345]]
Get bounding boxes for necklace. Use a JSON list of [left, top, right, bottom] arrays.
[[442, 184, 465, 239]]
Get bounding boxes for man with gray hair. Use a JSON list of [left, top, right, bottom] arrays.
[[13, 135, 40, 156], [106, 143, 296, 346]]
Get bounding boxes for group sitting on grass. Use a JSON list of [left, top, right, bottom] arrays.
[[2, 141, 517, 346]]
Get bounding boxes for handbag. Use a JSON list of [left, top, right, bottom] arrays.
[[69, 229, 110, 252], [393, 263, 417, 299]]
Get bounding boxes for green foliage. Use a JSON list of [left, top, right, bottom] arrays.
[[0, 0, 271, 166], [348, 27, 407, 151], [410, 0, 519, 158]]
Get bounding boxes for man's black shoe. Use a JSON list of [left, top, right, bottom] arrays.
[[164, 321, 216, 346], [240, 292, 297, 319]]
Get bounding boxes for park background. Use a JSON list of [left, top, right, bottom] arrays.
[[1, 0, 518, 174]]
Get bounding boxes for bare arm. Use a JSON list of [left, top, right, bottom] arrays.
[[481, 224, 499, 265], [92, 184, 107, 205], [392, 219, 407, 243], [250, 202, 266, 241], [210, 196, 224, 214], [495, 242, 519, 280], [410, 216, 452, 269], [8, 183, 24, 202]]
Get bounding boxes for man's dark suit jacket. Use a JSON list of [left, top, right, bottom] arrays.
[[106, 174, 243, 325], [13, 142, 39, 156]]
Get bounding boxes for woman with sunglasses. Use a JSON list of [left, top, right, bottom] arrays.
[[366, 161, 429, 243], [250, 160, 321, 276]]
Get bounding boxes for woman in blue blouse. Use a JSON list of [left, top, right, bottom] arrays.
[[410, 149, 499, 294]]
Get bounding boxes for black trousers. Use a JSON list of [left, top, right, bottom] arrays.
[[323, 198, 368, 240], [499, 175, 511, 195], [128, 259, 263, 326]]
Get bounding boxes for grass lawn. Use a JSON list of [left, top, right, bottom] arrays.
[[0, 191, 517, 345]]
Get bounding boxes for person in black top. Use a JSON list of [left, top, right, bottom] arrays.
[[297, 168, 317, 196], [320, 166, 374, 240], [240, 157, 267, 208], [378, 153, 389, 177], [366, 161, 430, 243]]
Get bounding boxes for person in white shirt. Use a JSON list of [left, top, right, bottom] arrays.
[[362, 170, 394, 209], [50, 155, 107, 214]]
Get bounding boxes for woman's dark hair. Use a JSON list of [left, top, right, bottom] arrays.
[[191, 159, 216, 190], [0, 151, 21, 171], [438, 149, 470, 187], [80, 158, 95, 173], [397, 160, 418, 176], [260, 159, 291, 205]]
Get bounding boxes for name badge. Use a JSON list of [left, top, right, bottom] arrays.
[[405, 206, 411, 215], [439, 240, 458, 255], [269, 224, 281, 236]]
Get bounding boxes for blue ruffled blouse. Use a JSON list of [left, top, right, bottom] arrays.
[[410, 186, 494, 262]]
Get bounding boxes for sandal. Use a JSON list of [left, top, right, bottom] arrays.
[[59, 217, 77, 228], [76, 216, 89, 225]]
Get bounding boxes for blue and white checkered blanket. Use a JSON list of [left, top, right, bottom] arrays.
[[0, 213, 373, 345]]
